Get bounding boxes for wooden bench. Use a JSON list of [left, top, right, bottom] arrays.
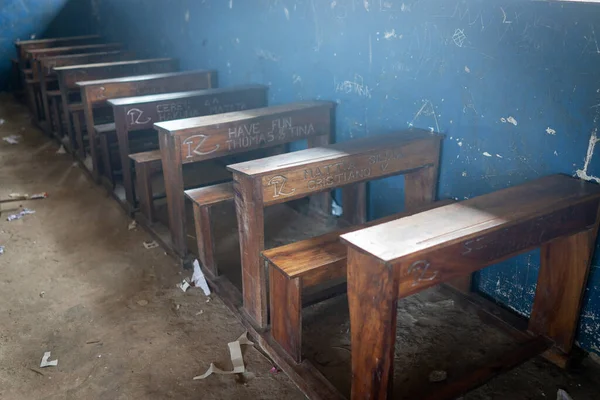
[[76, 69, 218, 181], [106, 85, 268, 215], [227, 129, 443, 328], [25, 43, 123, 123], [53, 58, 179, 156], [263, 199, 453, 363], [172, 102, 336, 268], [339, 174, 600, 400], [37, 51, 136, 136]]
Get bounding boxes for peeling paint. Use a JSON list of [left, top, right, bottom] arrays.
[[545, 127, 556, 135], [500, 116, 518, 126], [482, 152, 492, 157], [384, 29, 397, 40], [284, 7, 290, 20]]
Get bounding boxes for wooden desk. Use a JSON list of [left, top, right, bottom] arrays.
[[15, 34, 102, 89], [38, 51, 135, 136], [158, 101, 335, 263], [340, 174, 600, 399], [25, 43, 122, 122], [107, 85, 268, 214], [78, 69, 218, 180], [227, 129, 443, 328], [54, 58, 178, 155]]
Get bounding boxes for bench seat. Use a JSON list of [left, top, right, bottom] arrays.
[[184, 182, 235, 275], [263, 199, 453, 362]]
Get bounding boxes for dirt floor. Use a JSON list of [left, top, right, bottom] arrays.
[[2, 93, 600, 400]]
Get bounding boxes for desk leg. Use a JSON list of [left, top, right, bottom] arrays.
[[234, 173, 267, 328], [529, 227, 598, 367], [307, 134, 332, 217], [348, 248, 397, 400], [72, 111, 86, 160], [342, 182, 367, 225], [115, 114, 135, 214]]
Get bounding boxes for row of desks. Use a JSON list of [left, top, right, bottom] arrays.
[[15, 35, 600, 400]]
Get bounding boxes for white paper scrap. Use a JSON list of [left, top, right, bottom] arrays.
[[192, 259, 211, 296], [40, 352, 58, 368], [178, 279, 191, 292], [3, 134, 21, 145], [331, 199, 343, 217], [56, 145, 67, 154], [7, 208, 35, 221], [193, 332, 254, 380], [143, 241, 159, 249]]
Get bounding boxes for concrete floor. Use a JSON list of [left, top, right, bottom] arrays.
[[3, 94, 600, 400], [0, 95, 305, 400]]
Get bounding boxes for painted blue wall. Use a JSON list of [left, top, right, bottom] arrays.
[[92, 0, 600, 355], [1, 0, 94, 91]]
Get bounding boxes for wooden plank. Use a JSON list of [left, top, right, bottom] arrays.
[[227, 130, 442, 206], [79, 69, 216, 181]]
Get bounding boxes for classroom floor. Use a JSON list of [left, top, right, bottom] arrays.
[[2, 93, 600, 400]]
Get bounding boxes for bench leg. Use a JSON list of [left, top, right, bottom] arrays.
[[25, 82, 37, 120], [348, 247, 397, 400], [137, 162, 156, 223], [234, 173, 267, 328], [72, 111, 86, 160], [193, 204, 218, 276], [307, 135, 332, 217], [529, 228, 597, 368], [99, 134, 114, 187], [50, 97, 62, 139], [270, 266, 303, 363], [342, 182, 367, 225]]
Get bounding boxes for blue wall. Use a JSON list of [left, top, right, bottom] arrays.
[[1, 0, 94, 91], [92, 0, 600, 355]]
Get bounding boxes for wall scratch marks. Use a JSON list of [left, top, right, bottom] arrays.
[[576, 109, 600, 184], [409, 100, 440, 133]]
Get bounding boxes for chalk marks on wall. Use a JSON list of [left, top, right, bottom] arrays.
[[452, 28, 467, 47], [409, 99, 440, 133], [334, 74, 372, 98], [576, 109, 600, 184]]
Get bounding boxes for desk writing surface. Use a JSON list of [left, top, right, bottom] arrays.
[[76, 69, 215, 87], [227, 129, 441, 177], [107, 85, 266, 107], [154, 101, 332, 134], [341, 174, 600, 263], [53, 57, 172, 72]]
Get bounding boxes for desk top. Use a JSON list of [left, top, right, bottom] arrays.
[[341, 174, 600, 263], [107, 84, 266, 107], [54, 57, 172, 72], [76, 69, 215, 87], [155, 101, 332, 134], [227, 129, 441, 177]]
